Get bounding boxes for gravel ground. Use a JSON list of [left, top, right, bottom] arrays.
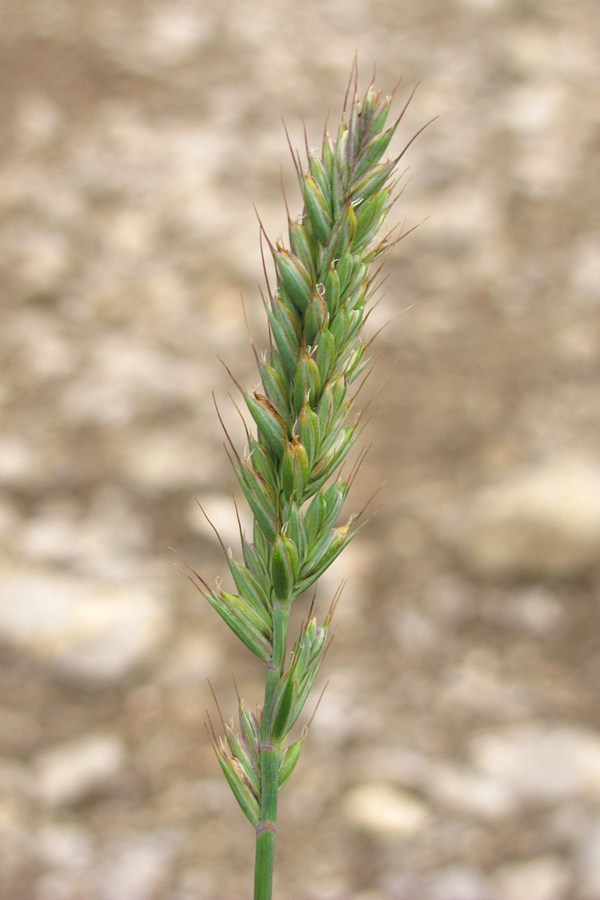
[[1, 1, 600, 898]]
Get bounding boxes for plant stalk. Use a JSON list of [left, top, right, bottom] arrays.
[[254, 599, 290, 900]]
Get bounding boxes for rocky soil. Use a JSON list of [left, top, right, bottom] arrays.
[[1, 1, 599, 898]]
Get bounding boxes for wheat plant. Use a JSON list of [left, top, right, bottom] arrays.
[[184, 70, 425, 899]]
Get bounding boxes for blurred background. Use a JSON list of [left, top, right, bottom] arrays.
[[1, 1, 599, 898]]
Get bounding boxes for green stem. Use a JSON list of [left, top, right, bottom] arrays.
[[254, 599, 290, 900]]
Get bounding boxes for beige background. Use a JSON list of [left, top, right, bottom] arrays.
[[1, 1, 599, 898]]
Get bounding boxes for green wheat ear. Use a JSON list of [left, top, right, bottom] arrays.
[[184, 69, 428, 900]]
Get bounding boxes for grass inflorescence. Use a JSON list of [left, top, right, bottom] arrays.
[[184, 68, 425, 900]]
